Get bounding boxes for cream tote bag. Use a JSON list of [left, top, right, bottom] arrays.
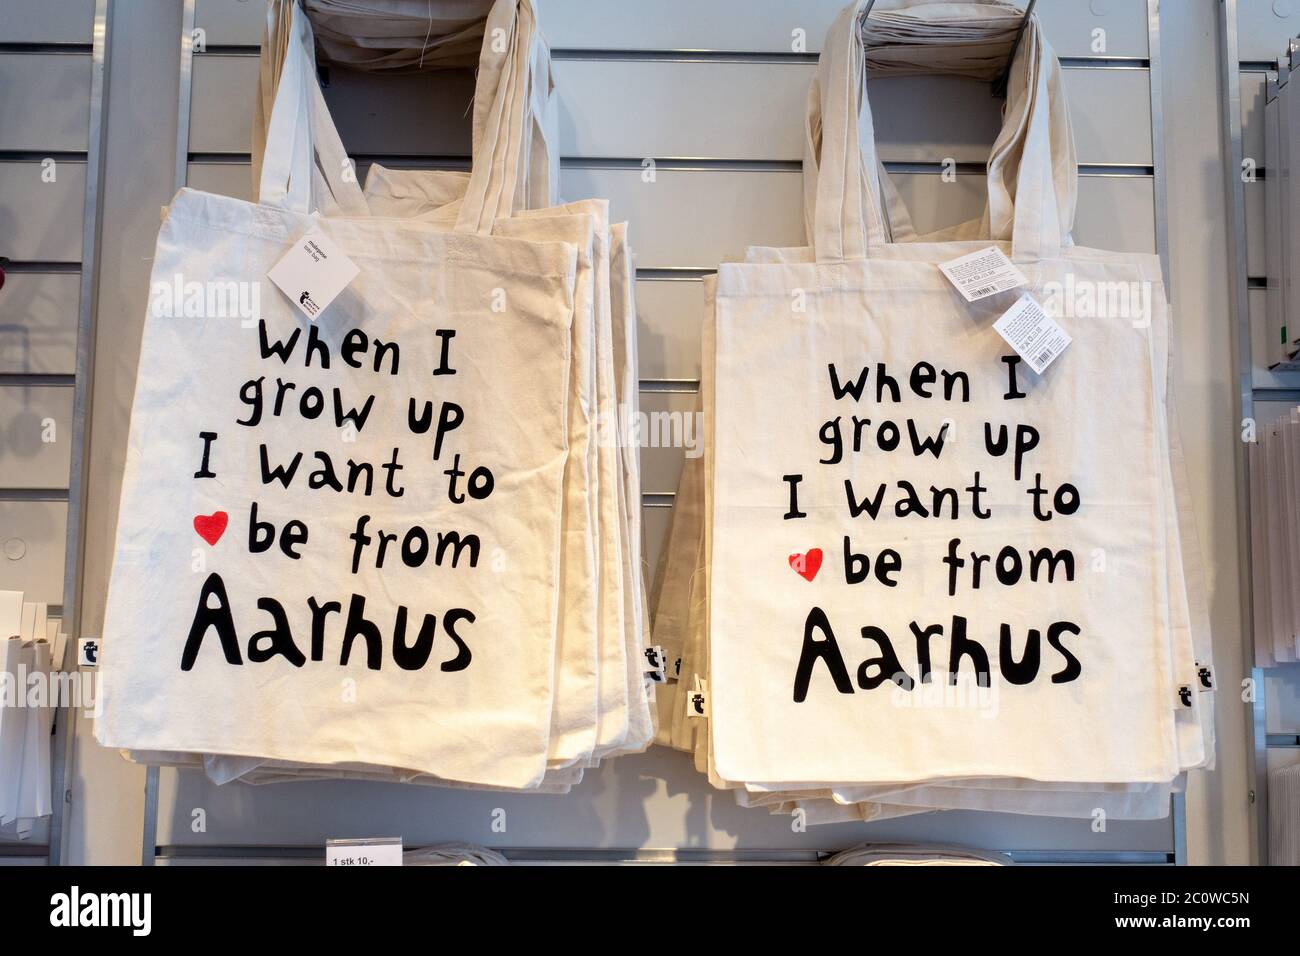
[[704, 0, 1180, 786], [245, 0, 642, 773], [96, 0, 577, 789]]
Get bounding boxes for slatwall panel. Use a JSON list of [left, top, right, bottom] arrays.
[[0, 38, 94, 642], [148, 0, 1175, 861], [1226, 0, 1300, 866], [0, 0, 101, 858], [1236, 4, 1300, 390]]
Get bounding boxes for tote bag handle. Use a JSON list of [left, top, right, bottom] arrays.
[[454, 0, 549, 233], [811, 0, 1075, 263], [257, 0, 371, 215], [253, 0, 557, 218]]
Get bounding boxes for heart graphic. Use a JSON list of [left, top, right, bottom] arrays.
[[193, 511, 229, 546], [788, 548, 823, 582]]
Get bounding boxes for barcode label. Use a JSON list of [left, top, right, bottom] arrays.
[[993, 293, 1072, 374], [938, 246, 1028, 302]]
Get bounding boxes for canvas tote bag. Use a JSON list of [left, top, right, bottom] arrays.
[[95, 0, 578, 789], [355, 6, 654, 757], [228, 0, 630, 776], [720, 8, 1208, 813], [703, 0, 1180, 787], [655, 1, 1209, 822]]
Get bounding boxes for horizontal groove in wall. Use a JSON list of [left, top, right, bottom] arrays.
[[565, 158, 1153, 176], [1266, 734, 1300, 748], [1254, 387, 1300, 403], [643, 493, 675, 508], [0, 260, 81, 274], [1248, 276, 1267, 289], [640, 379, 700, 393], [0, 151, 86, 162], [1077, 163, 1155, 177], [1056, 57, 1150, 69], [551, 50, 1148, 70], [151, 843, 1169, 864], [636, 267, 714, 280], [552, 49, 817, 64], [0, 43, 92, 55], [187, 151, 253, 164], [0, 488, 69, 502], [565, 157, 799, 172], [187, 155, 1154, 177], [0, 373, 75, 387], [195, 45, 261, 57], [1241, 60, 1281, 72], [0, 843, 50, 857], [351, 153, 471, 170], [188, 46, 1152, 70]]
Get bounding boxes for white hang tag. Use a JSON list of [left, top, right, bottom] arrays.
[[267, 226, 359, 321], [325, 837, 403, 866], [685, 677, 709, 719], [993, 292, 1071, 374], [1177, 685, 1194, 709], [938, 245, 1027, 302], [1195, 662, 1214, 691], [78, 637, 100, 668], [644, 645, 667, 682]]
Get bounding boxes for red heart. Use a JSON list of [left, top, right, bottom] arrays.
[[788, 548, 823, 582], [193, 511, 228, 546]]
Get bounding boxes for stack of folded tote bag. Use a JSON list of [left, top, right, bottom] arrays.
[[1249, 407, 1300, 666], [403, 842, 509, 865], [822, 843, 1011, 866], [0, 591, 56, 839], [650, 0, 1216, 824], [95, 0, 654, 793]]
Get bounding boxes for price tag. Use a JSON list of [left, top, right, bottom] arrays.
[[938, 246, 1027, 302], [325, 837, 403, 866], [267, 226, 359, 321], [992, 292, 1071, 374]]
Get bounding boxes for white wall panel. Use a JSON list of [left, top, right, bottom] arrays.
[[0, 501, 67, 606], [0, 386, 73, 489], [1241, 69, 1268, 170], [641, 502, 671, 581], [192, 0, 1153, 57], [187, 161, 254, 200], [187, 54, 261, 154], [1073, 174, 1156, 253], [152, 747, 1172, 852], [561, 166, 805, 268], [637, 390, 700, 496], [0, 0, 96, 44], [0, 162, 86, 262], [0, 273, 81, 375], [538, 0, 1150, 58], [636, 278, 705, 382], [1246, 179, 1265, 278], [553, 61, 1150, 166], [563, 167, 1154, 269], [194, 0, 267, 46], [190, 55, 475, 156], [1236, 0, 1300, 62], [0, 54, 92, 152]]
